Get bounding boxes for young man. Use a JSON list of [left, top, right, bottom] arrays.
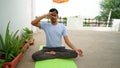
[[31, 8, 83, 61]]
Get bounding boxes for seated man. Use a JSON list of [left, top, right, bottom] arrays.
[[31, 8, 83, 61]]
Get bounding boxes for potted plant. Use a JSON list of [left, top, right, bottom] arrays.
[[0, 59, 5, 68], [0, 22, 26, 68], [22, 27, 34, 45]]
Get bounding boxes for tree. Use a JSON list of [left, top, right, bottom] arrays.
[[96, 0, 120, 20]]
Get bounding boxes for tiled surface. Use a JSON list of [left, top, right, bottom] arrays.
[[16, 30, 120, 68]]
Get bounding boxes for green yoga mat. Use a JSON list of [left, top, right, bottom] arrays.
[[35, 45, 77, 68]]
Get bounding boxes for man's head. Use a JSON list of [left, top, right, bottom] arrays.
[[49, 8, 59, 24], [49, 8, 58, 14]]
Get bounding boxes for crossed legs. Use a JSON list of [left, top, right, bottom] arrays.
[[32, 47, 78, 61]]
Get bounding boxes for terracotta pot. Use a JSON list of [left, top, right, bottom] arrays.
[[22, 42, 30, 52], [2, 65, 9, 68], [19, 42, 30, 53], [0, 53, 5, 59], [29, 38, 35, 45], [2, 52, 23, 68], [2, 41, 30, 68]]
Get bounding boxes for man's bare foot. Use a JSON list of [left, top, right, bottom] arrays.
[[44, 51, 56, 55]]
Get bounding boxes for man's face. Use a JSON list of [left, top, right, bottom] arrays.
[[50, 11, 58, 22]]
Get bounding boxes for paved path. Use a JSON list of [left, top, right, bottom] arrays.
[[16, 30, 120, 68]]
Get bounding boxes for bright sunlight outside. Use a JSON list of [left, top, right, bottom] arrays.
[[33, 0, 102, 18]]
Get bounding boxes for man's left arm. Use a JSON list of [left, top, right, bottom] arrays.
[[63, 36, 83, 57]]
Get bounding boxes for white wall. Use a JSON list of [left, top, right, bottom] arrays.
[[66, 17, 84, 30], [66, 17, 120, 31], [0, 0, 32, 36], [112, 19, 120, 31]]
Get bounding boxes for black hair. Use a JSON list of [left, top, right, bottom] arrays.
[[49, 8, 58, 14]]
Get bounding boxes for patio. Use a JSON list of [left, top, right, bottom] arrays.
[[16, 30, 120, 68]]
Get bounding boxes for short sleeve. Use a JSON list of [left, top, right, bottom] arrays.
[[39, 21, 46, 30], [62, 24, 68, 36]]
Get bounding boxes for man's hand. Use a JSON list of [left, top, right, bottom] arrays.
[[75, 49, 83, 57], [46, 12, 57, 19]]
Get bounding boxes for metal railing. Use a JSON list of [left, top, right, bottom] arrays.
[[83, 18, 112, 27]]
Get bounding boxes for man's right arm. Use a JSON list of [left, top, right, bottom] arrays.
[[31, 14, 47, 28], [31, 12, 55, 28]]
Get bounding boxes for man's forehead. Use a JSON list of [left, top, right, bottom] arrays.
[[50, 11, 57, 14], [51, 13, 57, 16], [50, 12, 58, 15]]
